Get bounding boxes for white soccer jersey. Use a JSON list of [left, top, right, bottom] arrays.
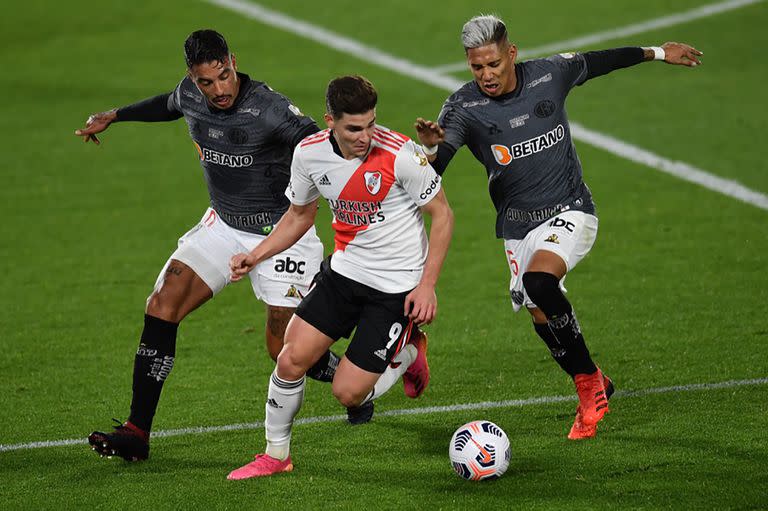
[[287, 125, 442, 293]]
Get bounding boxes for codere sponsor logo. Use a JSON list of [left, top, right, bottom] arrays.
[[491, 124, 565, 165], [193, 142, 254, 168], [420, 175, 441, 200]]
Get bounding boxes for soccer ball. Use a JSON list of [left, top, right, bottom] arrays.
[[449, 420, 511, 481]]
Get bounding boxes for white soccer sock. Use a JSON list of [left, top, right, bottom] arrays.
[[362, 344, 417, 404], [264, 370, 305, 461]]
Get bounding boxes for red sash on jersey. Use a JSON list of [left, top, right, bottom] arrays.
[[333, 147, 397, 252]]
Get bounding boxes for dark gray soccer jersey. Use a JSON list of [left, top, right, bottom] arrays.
[[168, 73, 319, 234], [438, 53, 596, 240]]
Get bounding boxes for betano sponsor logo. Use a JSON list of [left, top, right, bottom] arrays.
[[193, 142, 254, 168], [491, 124, 565, 165]]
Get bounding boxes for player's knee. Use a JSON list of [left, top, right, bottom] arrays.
[[146, 290, 184, 323], [275, 344, 307, 381], [332, 383, 365, 408], [522, 271, 559, 304], [267, 344, 281, 362]]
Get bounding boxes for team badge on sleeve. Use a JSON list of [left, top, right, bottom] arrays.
[[412, 148, 429, 167], [364, 171, 382, 195]]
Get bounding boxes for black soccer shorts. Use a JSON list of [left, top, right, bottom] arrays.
[[295, 259, 416, 374]]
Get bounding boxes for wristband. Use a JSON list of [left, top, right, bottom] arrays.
[[422, 144, 438, 156], [646, 46, 666, 61]]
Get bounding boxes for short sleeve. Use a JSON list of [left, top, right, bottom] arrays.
[[394, 140, 442, 207], [285, 146, 320, 206], [167, 79, 184, 113], [268, 94, 321, 149], [437, 98, 470, 153]]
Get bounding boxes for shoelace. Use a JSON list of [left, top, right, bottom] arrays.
[[253, 454, 287, 467]]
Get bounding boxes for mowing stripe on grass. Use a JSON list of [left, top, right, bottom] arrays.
[[203, 0, 768, 212], [432, 0, 764, 73], [2, 377, 766, 453]]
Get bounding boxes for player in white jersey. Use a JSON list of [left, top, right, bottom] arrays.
[[226, 75, 453, 479]]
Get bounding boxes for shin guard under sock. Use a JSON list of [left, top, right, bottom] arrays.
[[524, 272, 597, 376], [533, 321, 576, 377], [128, 314, 178, 433], [265, 371, 305, 460]]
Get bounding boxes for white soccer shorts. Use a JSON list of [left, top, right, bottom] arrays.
[[503, 211, 598, 312], [152, 208, 324, 307]]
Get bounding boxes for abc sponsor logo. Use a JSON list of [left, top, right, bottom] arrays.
[[548, 216, 575, 233], [274, 257, 306, 275]]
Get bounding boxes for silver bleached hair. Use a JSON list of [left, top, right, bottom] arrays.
[[461, 14, 508, 50]]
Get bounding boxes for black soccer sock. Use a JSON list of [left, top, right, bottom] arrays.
[[533, 322, 574, 376], [128, 314, 178, 433], [306, 350, 340, 383], [523, 272, 597, 376]]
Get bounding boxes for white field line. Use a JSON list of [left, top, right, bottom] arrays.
[[204, 0, 768, 212], [571, 122, 768, 209], [433, 0, 764, 73], [1, 377, 766, 453], [206, 0, 461, 92]]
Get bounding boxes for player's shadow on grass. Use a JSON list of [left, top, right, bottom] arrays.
[[373, 416, 456, 456]]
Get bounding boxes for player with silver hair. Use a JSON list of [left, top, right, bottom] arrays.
[[460, 14, 508, 50], [416, 14, 701, 439]]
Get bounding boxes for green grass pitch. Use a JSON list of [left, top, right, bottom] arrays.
[[1, 0, 767, 509]]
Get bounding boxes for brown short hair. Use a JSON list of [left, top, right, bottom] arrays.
[[325, 75, 378, 119]]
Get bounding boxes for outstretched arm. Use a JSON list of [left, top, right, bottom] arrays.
[[646, 42, 703, 66], [404, 188, 454, 325], [74, 92, 182, 144], [230, 200, 319, 281], [583, 42, 702, 81]]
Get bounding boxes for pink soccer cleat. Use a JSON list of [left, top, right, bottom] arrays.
[[227, 454, 294, 480], [403, 331, 430, 398]]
